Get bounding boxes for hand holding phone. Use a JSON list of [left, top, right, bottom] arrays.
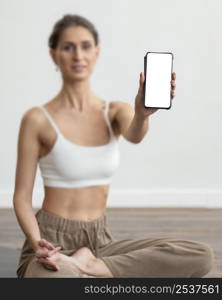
[[144, 51, 174, 109]]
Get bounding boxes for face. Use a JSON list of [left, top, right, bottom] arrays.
[[50, 26, 100, 81]]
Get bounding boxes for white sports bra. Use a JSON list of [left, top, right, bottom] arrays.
[[38, 101, 120, 188]]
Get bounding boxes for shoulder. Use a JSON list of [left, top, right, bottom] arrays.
[[110, 100, 133, 110], [19, 106, 45, 133], [110, 101, 134, 120]]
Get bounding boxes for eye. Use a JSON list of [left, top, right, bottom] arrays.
[[82, 44, 91, 49], [63, 44, 92, 51], [64, 45, 74, 51]]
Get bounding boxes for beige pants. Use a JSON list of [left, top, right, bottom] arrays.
[[17, 209, 214, 278]]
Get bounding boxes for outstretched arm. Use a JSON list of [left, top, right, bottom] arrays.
[[115, 72, 176, 144]]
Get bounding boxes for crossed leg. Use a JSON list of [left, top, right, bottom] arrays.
[[24, 247, 113, 278], [24, 238, 214, 278], [97, 238, 215, 278]]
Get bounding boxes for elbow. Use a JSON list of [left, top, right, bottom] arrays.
[[128, 132, 149, 144], [126, 128, 149, 144], [124, 132, 143, 144], [13, 191, 32, 211]]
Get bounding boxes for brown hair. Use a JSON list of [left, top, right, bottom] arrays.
[[48, 14, 99, 49]]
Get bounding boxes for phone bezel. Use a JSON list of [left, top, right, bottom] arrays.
[[143, 51, 174, 110]]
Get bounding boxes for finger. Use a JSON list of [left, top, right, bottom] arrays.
[[38, 239, 55, 250], [139, 73, 142, 85], [36, 246, 54, 258], [47, 247, 62, 257], [42, 246, 61, 258], [38, 258, 59, 271], [138, 73, 144, 94], [171, 82, 176, 91], [42, 240, 55, 250], [37, 257, 53, 266], [36, 249, 49, 259], [172, 72, 176, 80], [38, 239, 51, 248], [55, 246, 62, 251], [141, 72, 145, 82], [171, 90, 176, 98]]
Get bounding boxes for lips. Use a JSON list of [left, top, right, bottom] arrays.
[[72, 65, 86, 68], [71, 65, 86, 72]]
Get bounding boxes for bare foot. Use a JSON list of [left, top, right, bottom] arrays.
[[71, 247, 113, 277], [38, 248, 96, 276], [38, 251, 85, 275], [39, 247, 112, 277], [70, 247, 97, 272]]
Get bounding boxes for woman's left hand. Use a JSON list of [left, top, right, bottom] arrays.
[[35, 239, 61, 259], [134, 72, 177, 118], [35, 239, 61, 271]]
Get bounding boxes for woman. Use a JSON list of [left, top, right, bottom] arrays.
[[13, 14, 214, 278]]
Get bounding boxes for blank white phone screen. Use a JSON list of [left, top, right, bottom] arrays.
[[145, 53, 172, 108]]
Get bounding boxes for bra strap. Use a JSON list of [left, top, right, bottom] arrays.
[[39, 106, 60, 135], [104, 101, 114, 137]]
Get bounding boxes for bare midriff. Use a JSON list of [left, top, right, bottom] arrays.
[[40, 97, 119, 222], [42, 184, 110, 221]]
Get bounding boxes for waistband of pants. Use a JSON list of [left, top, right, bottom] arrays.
[[35, 208, 107, 233]]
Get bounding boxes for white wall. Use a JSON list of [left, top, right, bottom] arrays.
[[1, 0, 222, 207]]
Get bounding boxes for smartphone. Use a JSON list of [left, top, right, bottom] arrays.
[[144, 51, 174, 109]]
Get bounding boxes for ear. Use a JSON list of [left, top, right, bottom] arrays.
[[49, 49, 57, 65]]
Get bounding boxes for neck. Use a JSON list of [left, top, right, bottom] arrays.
[[55, 78, 98, 111]]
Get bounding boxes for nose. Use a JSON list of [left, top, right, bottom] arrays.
[[73, 46, 84, 60]]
